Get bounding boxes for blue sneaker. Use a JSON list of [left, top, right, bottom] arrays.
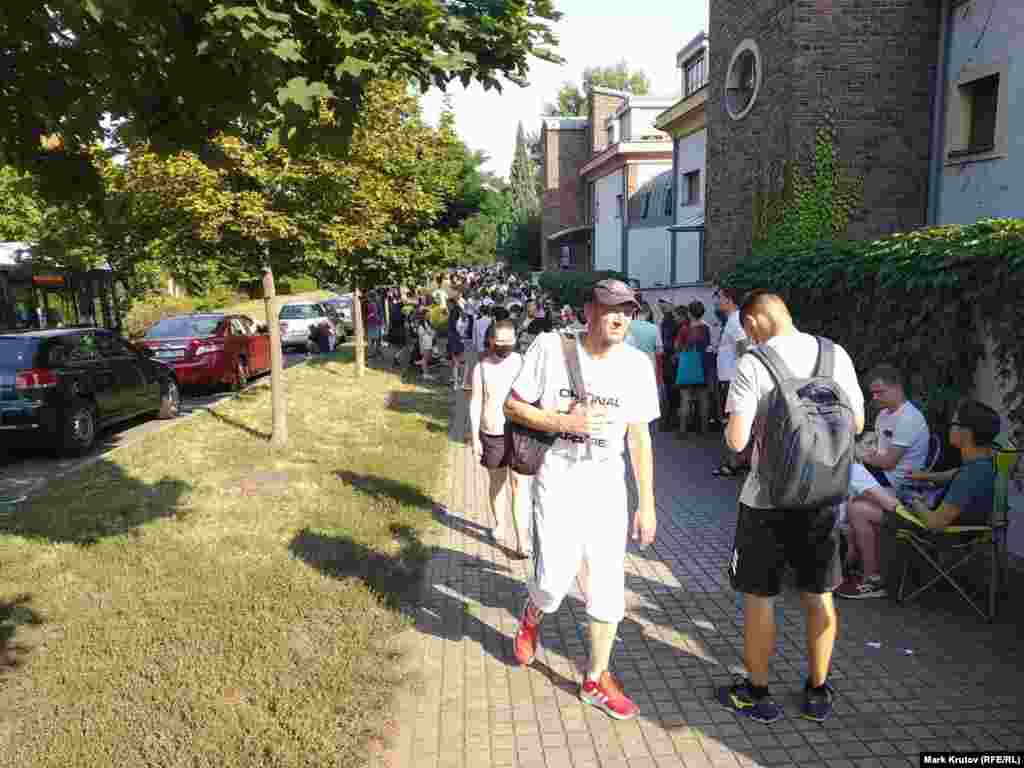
[[801, 681, 835, 722], [717, 679, 783, 724]]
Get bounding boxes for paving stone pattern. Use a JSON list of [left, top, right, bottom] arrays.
[[389, 392, 1024, 768]]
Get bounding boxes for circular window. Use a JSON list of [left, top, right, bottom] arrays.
[[725, 39, 762, 120]]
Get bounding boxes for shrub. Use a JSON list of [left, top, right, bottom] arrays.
[[278, 275, 318, 295], [193, 285, 245, 312], [538, 270, 627, 309], [718, 218, 1024, 445], [123, 294, 198, 339]]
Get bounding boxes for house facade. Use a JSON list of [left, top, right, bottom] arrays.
[[538, 88, 675, 285], [655, 32, 709, 287], [931, 0, 1021, 225]]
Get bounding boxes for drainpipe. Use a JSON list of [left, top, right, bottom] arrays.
[[670, 139, 680, 285], [927, 0, 953, 226], [621, 168, 629, 277]]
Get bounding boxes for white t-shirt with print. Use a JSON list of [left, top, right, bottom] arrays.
[[472, 353, 524, 435], [726, 331, 865, 510], [511, 331, 660, 473], [875, 401, 930, 487], [717, 310, 747, 382]]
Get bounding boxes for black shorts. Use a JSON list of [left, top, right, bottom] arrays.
[[729, 503, 843, 597], [479, 431, 511, 470], [864, 464, 891, 488]]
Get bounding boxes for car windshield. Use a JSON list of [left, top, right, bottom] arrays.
[[280, 304, 322, 320], [147, 316, 223, 338], [0, 337, 39, 368]]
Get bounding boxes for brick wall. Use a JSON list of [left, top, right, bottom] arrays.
[[589, 90, 627, 156], [705, 0, 939, 278], [540, 125, 589, 271]]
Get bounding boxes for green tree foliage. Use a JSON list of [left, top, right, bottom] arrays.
[[0, 0, 562, 198], [510, 122, 540, 214], [718, 218, 1024, 445], [543, 60, 650, 116], [0, 166, 43, 242]]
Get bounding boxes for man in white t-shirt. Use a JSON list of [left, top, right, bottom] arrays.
[[721, 291, 865, 725], [714, 287, 749, 476], [504, 279, 659, 721], [836, 364, 930, 599], [860, 364, 930, 491]]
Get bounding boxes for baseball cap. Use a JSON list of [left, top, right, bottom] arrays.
[[585, 279, 640, 309]]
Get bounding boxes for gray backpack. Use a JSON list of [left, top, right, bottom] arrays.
[[749, 337, 856, 510]]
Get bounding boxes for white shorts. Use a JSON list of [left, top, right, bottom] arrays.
[[528, 459, 628, 624]]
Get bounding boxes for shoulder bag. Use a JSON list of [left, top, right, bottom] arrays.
[[506, 334, 585, 476]]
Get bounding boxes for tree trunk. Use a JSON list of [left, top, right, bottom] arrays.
[[353, 285, 366, 378], [263, 269, 288, 447]]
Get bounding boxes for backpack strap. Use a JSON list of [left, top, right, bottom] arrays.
[[561, 333, 586, 403], [748, 343, 796, 387], [813, 336, 836, 379]]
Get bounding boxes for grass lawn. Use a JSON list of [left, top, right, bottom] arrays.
[[0, 349, 450, 767], [226, 291, 336, 325]]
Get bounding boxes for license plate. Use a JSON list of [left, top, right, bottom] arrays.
[[157, 350, 184, 360]]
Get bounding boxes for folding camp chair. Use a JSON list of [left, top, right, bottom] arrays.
[[894, 442, 1017, 622]]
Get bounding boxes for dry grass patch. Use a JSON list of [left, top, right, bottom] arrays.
[[0, 350, 450, 768]]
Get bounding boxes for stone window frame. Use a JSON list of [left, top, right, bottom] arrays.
[[724, 39, 763, 121], [944, 59, 1010, 166], [683, 170, 701, 205]]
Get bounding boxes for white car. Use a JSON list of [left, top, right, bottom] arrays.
[[278, 301, 336, 351]]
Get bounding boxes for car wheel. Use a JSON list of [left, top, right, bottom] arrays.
[[60, 398, 97, 457], [233, 360, 249, 392], [158, 378, 181, 419]]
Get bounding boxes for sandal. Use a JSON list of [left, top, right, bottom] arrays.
[[712, 464, 738, 477]]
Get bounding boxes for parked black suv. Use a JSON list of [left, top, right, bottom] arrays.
[[0, 328, 180, 456]]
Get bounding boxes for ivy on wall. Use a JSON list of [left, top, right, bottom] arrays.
[[752, 108, 864, 251], [719, 218, 1024, 454]]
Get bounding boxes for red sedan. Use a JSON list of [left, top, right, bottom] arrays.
[[137, 313, 271, 390]]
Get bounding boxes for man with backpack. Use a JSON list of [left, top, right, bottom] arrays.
[[720, 291, 864, 724]]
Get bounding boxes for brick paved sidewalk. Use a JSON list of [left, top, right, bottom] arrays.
[[389, 391, 1024, 768]]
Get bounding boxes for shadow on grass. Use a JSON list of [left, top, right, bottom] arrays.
[[0, 459, 190, 545], [0, 595, 44, 672], [336, 470, 437, 513], [385, 389, 455, 443], [289, 529, 428, 611], [206, 408, 271, 441]]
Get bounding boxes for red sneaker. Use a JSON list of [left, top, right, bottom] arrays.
[[513, 601, 541, 666], [580, 671, 640, 720]]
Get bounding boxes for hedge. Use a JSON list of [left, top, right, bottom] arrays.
[[538, 270, 627, 309], [717, 218, 1024, 444]]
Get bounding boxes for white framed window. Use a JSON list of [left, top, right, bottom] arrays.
[[725, 39, 762, 121], [945, 61, 1009, 164], [683, 53, 707, 97]]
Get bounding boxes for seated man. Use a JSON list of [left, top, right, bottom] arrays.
[[857, 364, 931, 497], [837, 399, 1001, 599]]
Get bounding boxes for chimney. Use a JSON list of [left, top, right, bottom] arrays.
[[588, 87, 628, 156]]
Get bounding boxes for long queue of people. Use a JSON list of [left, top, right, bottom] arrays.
[[370, 269, 1009, 726]]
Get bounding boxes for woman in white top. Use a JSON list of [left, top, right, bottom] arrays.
[[416, 312, 437, 381], [469, 319, 530, 558]]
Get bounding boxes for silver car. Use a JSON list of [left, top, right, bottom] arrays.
[[278, 302, 335, 351]]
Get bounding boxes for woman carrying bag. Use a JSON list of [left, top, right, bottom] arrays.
[[675, 301, 711, 435]]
